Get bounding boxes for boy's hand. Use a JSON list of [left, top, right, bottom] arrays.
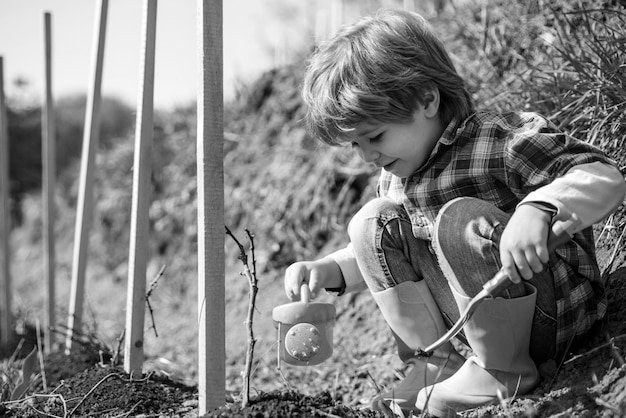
[[499, 205, 553, 283], [284, 257, 343, 301]]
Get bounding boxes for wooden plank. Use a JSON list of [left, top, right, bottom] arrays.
[[42, 11, 57, 354], [330, 0, 343, 36], [0, 56, 11, 345], [124, 0, 157, 377], [65, 0, 108, 353], [197, 0, 225, 414]]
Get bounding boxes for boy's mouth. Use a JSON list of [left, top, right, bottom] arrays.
[[383, 159, 398, 170]]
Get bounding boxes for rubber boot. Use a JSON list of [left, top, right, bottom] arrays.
[[416, 283, 540, 417], [369, 280, 464, 415]]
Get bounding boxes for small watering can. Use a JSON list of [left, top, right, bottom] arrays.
[[272, 284, 336, 366]]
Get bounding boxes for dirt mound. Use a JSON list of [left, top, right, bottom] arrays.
[[2, 364, 197, 418]]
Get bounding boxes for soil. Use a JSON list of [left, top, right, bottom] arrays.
[[1, 221, 625, 417], [0, 339, 385, 418]]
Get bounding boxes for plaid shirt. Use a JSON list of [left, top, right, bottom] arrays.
[[377, 111, 613, 355]]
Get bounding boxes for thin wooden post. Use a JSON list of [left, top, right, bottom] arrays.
[[0, 56, 11, 345], [314, 6, 328, 41], [330, 0, 343, 37], [197, 0, 224, 414], [124, 0, 157, 377], [42, 11, 56, 354], [66, 0, 108, 354]]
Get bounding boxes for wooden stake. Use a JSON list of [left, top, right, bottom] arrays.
[[330, 0, 343, 36], [0, 56, 11, 345], [66, 0, 108, 354], [124, 0, 157, 377], [42, 11, 57, 354], [197, 0, 224, 414]]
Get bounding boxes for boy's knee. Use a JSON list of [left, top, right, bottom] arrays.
[[437, 196, 486, 220], [347, 198, 403, 241], [434, 197, 502, 251]]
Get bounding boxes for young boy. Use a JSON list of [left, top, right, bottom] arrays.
[[283, 8, 626, 417]]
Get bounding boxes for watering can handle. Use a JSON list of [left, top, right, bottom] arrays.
[[300, 283, 311, 304]]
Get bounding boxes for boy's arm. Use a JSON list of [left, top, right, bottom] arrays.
[[323, 243, 368, 295], [518, 161, 626, 231]]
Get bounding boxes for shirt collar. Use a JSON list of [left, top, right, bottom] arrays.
[[439, 114, 475, 145], [407, 116, 468, 178]]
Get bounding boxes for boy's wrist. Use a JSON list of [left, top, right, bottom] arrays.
[[318, 256, 346, 295], [517, 201, 558, 223]]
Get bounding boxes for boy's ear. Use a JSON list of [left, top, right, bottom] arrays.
[[422, 88, 440, 118]]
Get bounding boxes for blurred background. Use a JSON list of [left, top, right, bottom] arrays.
[[0, 0, 443, 109]]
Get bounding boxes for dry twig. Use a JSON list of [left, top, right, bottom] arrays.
[[2, 393, 68, 418], [67, 372, 123, 417], [564, 333, 626, 365], [225, 226, 260, 408], [64, 372, 154, 417], [145, 264, 167, 338], [111, 330, 125, 367], [115, 400, 141, 418]]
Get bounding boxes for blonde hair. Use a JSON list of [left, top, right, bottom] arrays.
[[303, 8, 474, 145]]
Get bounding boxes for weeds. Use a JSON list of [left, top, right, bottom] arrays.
[[525, 2, 626, 161], [0, 344, 39, 402]]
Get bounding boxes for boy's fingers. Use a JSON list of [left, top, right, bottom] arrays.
[[512, 251, 534, 280], [536, 244, 550, 264], [526, 248, 545, 274], [500, 252, 521, 284], [284, 265, 305, 301], [308, 269, 325, 299]]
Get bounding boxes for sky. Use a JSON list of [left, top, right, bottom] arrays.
[[0, 0, 317, 110]]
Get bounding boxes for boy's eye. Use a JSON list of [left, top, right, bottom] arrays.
[[369, 133, 384, 143]]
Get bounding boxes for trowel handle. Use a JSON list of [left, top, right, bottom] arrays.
[[483, 212, 582, 297], [300, 283, 311, 304]]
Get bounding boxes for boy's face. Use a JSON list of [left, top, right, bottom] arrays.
[[345, 104, 443, 178]]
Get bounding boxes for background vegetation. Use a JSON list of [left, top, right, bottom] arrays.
[[2, 0, 625, 413]]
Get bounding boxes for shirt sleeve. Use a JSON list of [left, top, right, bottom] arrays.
[[502, 113, 619, 199], [518, 161, 626, 233], [324, 243, 368, 295]]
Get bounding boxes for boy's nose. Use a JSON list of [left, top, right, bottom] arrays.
[[356, 146, 380, 164]]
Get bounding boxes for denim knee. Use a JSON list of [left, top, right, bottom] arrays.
[[433, 197, 506, 259], [433, 197, 512, 297], [347, 198, 422, 291], [347, 198, 404, 245]]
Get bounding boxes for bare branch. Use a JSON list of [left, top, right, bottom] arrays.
[[145, 265, 167, 338], [226, 226, 260, 408], [564, 333, 626, 365]]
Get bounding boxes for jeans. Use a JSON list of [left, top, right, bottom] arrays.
[[347, 197, 557, 364]]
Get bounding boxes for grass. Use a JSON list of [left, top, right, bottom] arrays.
[[526, 2, 626, 160]]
